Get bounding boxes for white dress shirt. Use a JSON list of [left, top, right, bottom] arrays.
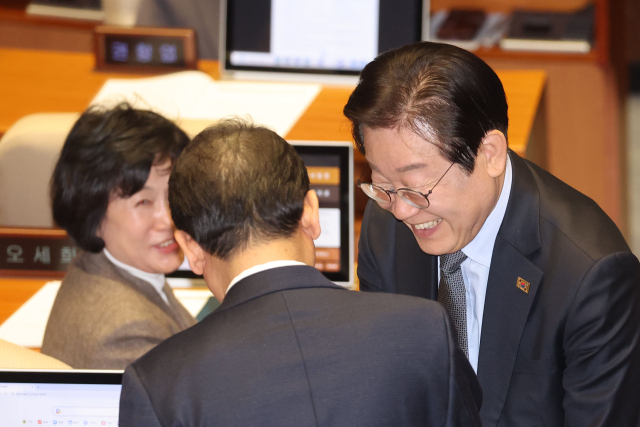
[[103, 248, 169, 304], [438, 156, 512, 373], [226, 260, 307, 294]]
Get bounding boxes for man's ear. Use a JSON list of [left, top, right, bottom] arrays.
[[300, 190, 321, 240], [174, 230, 206, 275], [479, 130, 508, 178]]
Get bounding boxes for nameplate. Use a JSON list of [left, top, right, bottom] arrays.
[[0, 228, 79, 277], [94, 26, 198, 72]]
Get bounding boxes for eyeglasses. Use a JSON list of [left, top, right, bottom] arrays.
[[357, 162, 455, 209]]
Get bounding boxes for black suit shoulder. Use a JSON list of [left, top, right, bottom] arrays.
[[494, 156, 640, 427], [522, 158, 629, 260], [134, 286, 453, 370], [300, 285, 447, 321]]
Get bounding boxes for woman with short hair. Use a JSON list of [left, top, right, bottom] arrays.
[[41, 103, 196, 369]]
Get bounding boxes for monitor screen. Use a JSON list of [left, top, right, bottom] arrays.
[[0, 370, 123, 426], [168, 141, 354, 288], [222, 0, 426, 78]]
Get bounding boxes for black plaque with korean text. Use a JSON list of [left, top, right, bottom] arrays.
[[0, 229, 80, 277]]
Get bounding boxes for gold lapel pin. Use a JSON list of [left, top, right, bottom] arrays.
[[516, 277, 530, 294]]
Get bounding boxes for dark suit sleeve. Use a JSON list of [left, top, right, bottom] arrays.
[[119, 365, 163, 427], [440, 309, 483, 427], [563, 251, 640, 426], [358, 200, 388, 293]]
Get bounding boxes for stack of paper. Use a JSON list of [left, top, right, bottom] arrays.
[[90, 71, 322, 137]]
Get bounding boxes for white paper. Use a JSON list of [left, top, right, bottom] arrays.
[[172, 289, 212, 317], [0, 282, 212, 348], [0, 281, 61, 348], [90, 71, 322, 136]]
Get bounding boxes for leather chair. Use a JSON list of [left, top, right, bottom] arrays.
[[0, 113, 210, 228], [0, 113, 79, 227]]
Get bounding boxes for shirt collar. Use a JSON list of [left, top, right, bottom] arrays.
[[226, 260, 307, 294], [103, 248, 167, 298], [462, 156, 512, 268]]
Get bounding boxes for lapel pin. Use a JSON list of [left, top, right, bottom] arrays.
[[516, 277, 530, 294]]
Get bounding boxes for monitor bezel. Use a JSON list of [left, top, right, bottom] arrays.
[[293, 141, 354, 287], [0, 369, 123, 385]]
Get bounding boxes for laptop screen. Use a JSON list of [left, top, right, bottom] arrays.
[[0, 370, 123, 426], [167, 141, 355, 288]]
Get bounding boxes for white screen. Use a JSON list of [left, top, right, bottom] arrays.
[[230, 0, 379, 71], [0, 383, 121, 426], [316, 208, 341, 248]]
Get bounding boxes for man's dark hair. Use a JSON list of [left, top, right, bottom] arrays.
[[169, 118, 310, 260], [343, 41, 508, 173], [50, 103, 190, 252]]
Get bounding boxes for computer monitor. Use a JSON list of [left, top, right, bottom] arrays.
[[220, 0, 429, 83], [0, 370, 123, 425], [168, 141, 355, 288]]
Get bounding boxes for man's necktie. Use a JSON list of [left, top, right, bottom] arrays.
[[437, 250, 469, 358]]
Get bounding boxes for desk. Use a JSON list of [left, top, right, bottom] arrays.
[[0, 47, 547, 333], [0, 277, 46, 325], [0, 48, 545, 153]]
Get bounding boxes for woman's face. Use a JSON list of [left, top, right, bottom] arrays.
[[97, 160, 183, 274]]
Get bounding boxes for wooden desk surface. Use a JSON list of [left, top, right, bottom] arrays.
[[0, 277, 48, 325], [0, 47, 546, 327]]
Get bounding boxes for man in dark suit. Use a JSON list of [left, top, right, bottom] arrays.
[[343, 42, 640, 426], [118, 118, 482, 426]]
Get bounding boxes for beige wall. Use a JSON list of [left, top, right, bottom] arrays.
[[487, 58, 625, 233]]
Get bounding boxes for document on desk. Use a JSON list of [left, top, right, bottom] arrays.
[[90, 71, 322, 137], [0, 281, 211, 348], [0, 281, 61, 349]]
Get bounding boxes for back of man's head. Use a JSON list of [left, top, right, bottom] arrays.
[[169, 118, 310, 260]]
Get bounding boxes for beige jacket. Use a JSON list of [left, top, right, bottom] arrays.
[[41, 251, 196, 369]]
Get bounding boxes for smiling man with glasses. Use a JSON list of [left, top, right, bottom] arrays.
[[344, 41, 640, 427]]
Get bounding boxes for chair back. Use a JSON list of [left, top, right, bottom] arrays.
[[0, 113, 80, 227]]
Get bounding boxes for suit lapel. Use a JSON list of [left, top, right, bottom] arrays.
[[477, 151, 544, 426], [163, 283, 197, 328], [119, 275, 184, 324], [395, 220, 438, 299], [478, 237, 542, 426], [82, 251, 187, 325]]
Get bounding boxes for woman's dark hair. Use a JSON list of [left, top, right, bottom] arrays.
[[343, 41, 508, 173], [50, 103, 190, 252], [169, 118, 309, 260]]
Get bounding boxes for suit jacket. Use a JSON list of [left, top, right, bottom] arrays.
[[357, 151, 640, 427], [41, 251, 196, 369], [119, 265, 483, 427]]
